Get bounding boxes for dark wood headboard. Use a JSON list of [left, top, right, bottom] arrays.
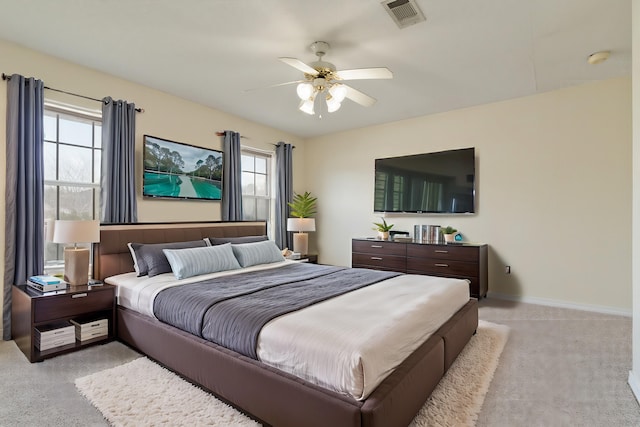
[[93, 221, 267, 280]]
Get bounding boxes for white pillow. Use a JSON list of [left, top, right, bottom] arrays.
[[127, 242, 141, 275], [231, 240, 284, 268], [163, 243, 241, 280]]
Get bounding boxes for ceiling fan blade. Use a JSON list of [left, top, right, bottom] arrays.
[[336, 67, 393, 81], [278, 57, 319, 76], [242, 80, 303, 93], [343, 85, 377, 107]]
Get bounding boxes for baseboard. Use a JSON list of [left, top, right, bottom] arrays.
[[487, 292, 632, 317], [628, 371, 640, 405]]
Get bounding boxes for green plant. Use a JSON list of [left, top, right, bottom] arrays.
[[372, 217, 394, 232], [288, 191, 317, 218], [442, 226, 457, 234]]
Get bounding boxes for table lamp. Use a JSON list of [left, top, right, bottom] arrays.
[[52, 220, 100, 286], [287, 218, 316, 256]]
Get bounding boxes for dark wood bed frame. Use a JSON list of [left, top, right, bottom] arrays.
[[94, 221, 478, 427]]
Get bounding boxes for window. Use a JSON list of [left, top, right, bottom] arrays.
[[43, 105, 102, 271], [374, 171, 405, 212], [241, 149, 272, 222]]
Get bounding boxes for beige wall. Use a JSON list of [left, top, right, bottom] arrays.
[[305, 77, 632, 312], [0, 39, 306, 335], [629, 0, 640, 403]]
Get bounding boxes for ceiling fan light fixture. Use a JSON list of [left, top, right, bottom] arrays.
[[326, 95, 342, 113], [299, 96, 315, 115], [296, 82, 314, 100], [329, 84, 347, 103], [279, 40, 392, 114]]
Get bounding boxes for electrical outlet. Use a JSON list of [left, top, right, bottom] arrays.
[[505, 265, 511, 274]]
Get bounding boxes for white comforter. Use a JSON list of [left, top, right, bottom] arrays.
[[106, 260, 469, 400]]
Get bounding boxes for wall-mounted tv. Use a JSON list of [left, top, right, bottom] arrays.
[[374, 147, 475, 214], [143, 135, 223, 201]]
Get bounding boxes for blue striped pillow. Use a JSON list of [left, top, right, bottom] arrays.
[[163, 243, 241, 280], [231, 240, 284, 268]]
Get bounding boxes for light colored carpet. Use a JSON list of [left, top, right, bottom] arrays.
[[411, 320, 509, 426], [76, 320, 508, 427]]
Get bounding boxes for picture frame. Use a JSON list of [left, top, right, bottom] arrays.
[[143, 135, 223, 201]]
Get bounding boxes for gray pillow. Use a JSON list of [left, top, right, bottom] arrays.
[[231, 240, 285, 268], [129, 240, 208, 277], [163, 243, 241, 280], [208, 235, 268, 245]]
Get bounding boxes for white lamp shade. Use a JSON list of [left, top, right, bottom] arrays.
[[326, 96, 341, 113], [52, 220, 100, 244], [296, 82, 314, 100], [329, 84, 347, 103], [287, 218, 316, 232], [299, 98, 315, 115]]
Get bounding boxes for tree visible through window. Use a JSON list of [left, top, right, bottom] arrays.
[[43, 106, 101, 270], [241, 150, 271, 222]]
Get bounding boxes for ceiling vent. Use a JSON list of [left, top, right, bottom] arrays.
[[381, 0, 426, 29]]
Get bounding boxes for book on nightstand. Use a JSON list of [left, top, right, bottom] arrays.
[[26, 279, 67, 292], [29, 275, 61, 285]]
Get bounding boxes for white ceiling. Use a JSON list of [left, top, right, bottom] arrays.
[[0, 0, 631, 138]]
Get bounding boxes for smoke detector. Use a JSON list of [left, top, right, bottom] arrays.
[[587, 51, 610, 65], [381, 0, 426, 29]]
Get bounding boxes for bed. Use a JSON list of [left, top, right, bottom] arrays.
[[94, 221, 478, 427]]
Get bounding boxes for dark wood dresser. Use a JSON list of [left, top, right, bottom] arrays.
[[352, 238, 488, 298]]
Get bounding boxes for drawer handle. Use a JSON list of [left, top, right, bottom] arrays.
[[435, 263, 449, 267], [370, 245, 383, 248], [72, 293, 88, 298], [434, 250, 449, 254], [371, 257, 383, 261]]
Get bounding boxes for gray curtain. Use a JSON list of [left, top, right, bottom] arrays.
[[274, 142, 293, 250], [222, 131, 243, 221], [3, 74, 45, 340], [101, 97, 137, 223]]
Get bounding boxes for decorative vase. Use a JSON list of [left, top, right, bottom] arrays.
[[444, 233, 455, 243], [378, 231, 389, 240]]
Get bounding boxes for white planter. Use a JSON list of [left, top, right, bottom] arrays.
[[377, 231, 389, 240], [444, 233, 455, 243]]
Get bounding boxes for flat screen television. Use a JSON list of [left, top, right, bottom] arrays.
[[374, 147, 475, 214], [143, 135, 223, 201]]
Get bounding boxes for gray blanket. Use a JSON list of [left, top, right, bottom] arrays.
[[153, 263, 400, 358]]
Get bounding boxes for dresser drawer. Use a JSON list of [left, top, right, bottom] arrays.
[[407, 257, 478, 277], [407, 244, 478, 262], [352, 252, 406, 272], [352, 238, 487, 299], [34, 289, 114, 323], [352, 240, 406, 256]]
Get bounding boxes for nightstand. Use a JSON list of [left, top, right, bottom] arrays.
[[298, 254, 318, 264], [11, 283, 116, 362]]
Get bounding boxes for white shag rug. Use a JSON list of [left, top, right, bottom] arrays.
[[410, 320, 509, 426], [76, 320, 508, 427]]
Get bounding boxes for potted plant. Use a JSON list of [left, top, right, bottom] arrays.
[[372, 217, 394, 240], [442, 226, 457, 243], [287, 192, 318, 255], [287, 191, 317, 218]]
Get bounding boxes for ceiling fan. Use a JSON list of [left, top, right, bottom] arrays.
[[274, 41, 393, 115]]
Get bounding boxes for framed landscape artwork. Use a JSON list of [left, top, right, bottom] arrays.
[[143, 135, 223, 201]]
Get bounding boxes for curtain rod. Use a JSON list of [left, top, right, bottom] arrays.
[[214, 132, 295, 148], [2, 73, 144, 113], [215, 131, 248, 139], [272, 142, 296, 149]]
